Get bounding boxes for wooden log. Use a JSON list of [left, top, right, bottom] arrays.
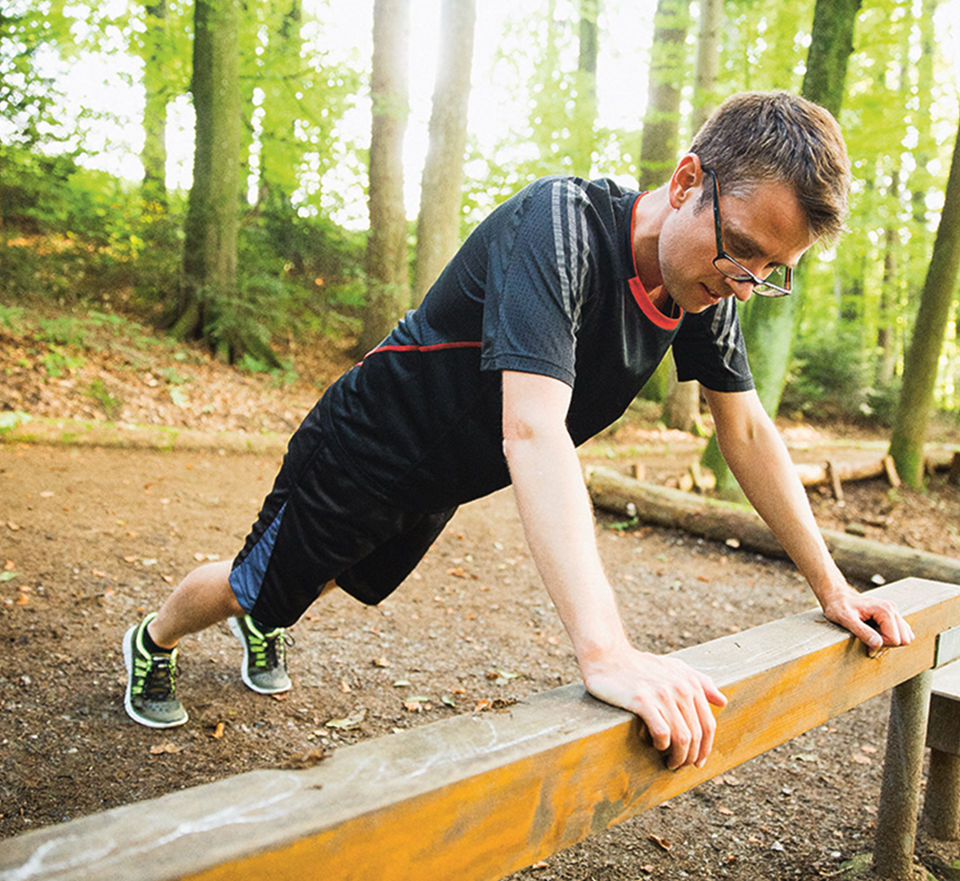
[[586, 466, 960, 586], [791, 449, 955, 490], [794, 457, 887, 488], [0, 580, 957, 881]]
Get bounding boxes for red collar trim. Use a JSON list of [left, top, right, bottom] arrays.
[[628, 194, 683, 331]]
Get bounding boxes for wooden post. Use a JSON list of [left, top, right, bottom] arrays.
[[873, 671, 933, 880], [826, 459, 844, 501], [923, 661, 960, 840], [925, 750, 960, 840], [949, 451, 960, 487]]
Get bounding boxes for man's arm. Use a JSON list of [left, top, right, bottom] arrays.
[[704, 387, 914, 651], [501, 369, 727, 770]]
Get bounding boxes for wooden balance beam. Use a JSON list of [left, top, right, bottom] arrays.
[[1, 578, 958, 881]]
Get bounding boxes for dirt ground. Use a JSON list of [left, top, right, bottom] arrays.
[[2, 317, 960, 879]]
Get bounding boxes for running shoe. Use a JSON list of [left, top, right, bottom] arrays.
[[228, 615, 292, 694], [122, 612, 188, 728]]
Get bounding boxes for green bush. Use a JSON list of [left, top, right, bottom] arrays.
[[862, 379, 902, 427], [781, 330, 870, 420]]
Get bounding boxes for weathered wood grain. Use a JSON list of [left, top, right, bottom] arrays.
[[1, 579, 957, 881]]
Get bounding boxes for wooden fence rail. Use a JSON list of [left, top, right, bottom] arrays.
[[1, 578, 958, 881]]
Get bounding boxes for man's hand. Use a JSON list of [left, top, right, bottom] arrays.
[[580, 647, 728, 771], [821, 588, 915, 655]]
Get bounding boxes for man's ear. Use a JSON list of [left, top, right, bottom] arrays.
[[667, 153, 704, 209]]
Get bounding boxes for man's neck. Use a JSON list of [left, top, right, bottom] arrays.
[[631, 186, 670, 310]]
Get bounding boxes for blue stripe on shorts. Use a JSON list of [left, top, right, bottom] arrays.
[[229, 502, 287, 613]]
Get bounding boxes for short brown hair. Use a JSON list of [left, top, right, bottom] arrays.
[[690, 91, 851, 243]]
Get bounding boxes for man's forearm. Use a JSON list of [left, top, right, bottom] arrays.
[[717, 411, 848, 605], [504, 425, 629, 662]]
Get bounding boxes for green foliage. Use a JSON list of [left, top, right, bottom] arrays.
[[1, 0, 957, 411], [84, 378, 122, 419], [0, 304, 25, 329], [244, 0, 362, 213], [780, 330, 870, 419], [37, 316, 87, 346], [0, 2, 77, 149], [0, 411, 32, 433], [40, 345, 85, 378]]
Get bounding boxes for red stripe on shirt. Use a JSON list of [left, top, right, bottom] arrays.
[[360, 340, 482, 363]]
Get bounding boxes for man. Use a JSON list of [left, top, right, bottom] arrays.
[[123, 91, 913, 771]]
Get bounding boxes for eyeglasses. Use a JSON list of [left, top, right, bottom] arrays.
[[703, 167, 792, 297]]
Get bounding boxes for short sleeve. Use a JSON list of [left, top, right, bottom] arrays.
[[479, 178, 594, 387], [672, 297, 755, 392]]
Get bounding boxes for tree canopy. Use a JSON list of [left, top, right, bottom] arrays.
[[2, 0, 958, 452]]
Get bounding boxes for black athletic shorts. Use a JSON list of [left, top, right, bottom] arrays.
[[229, 402, 456, 628]]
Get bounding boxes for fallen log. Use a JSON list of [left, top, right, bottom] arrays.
[[793, 456, 894, 488], [586, 466, 960, 586], [793, 449, 957, 490]]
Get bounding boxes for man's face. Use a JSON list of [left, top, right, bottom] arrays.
[[658, 168, 815, 314]]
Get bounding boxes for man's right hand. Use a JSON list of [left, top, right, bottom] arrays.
[[579, 647, 728, 770]]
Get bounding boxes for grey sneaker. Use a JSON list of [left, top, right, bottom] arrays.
[[122, 613, 188, 728], [228, 615, 292, 694]]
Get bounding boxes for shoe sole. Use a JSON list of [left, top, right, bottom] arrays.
[[122, 624, 188, 729], [228, 617, 292, 695]]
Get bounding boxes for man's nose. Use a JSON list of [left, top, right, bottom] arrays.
[[723, 276, 755, 302]]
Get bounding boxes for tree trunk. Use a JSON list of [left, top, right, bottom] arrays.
[[412, 0, 475, 304], [636, 0, 691, 192], [888, 113, 960, 487], [877, 223, 898, 385], [705, 0, 861, 498], [662, 0, 721, 435], [663, 363, 703, 434], [141, 0, 169, 206], [175, 0, 242, 351], [743, 0, 859, 406], [569, 0, 599, 177], [746, 0, 860, 404], [690, 0, 721, 133], [356, 0, 411, 356]]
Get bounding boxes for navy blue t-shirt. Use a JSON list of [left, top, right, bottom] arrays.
[[321, 176, 753, 512]]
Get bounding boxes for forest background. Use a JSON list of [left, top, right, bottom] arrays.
[[2, 0, 960, 488]]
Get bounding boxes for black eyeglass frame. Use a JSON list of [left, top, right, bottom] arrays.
[[702, 167, 793, 297]]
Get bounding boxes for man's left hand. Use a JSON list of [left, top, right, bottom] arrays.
[[821, 589, 915, 654]]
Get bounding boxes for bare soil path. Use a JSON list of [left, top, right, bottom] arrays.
[[2, 436, 960, 880], [1, 314, 959, 878]]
